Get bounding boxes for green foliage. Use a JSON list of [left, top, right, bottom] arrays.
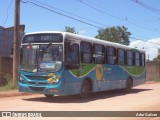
[[64, 26, 78, 34], [0, 74, 17, 91], [95, 26, 131, 45]]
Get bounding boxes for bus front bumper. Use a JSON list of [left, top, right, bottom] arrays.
[[18, 81, 64, 95]]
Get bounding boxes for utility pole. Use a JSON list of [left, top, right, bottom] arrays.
[[13, 0, 20, 86]]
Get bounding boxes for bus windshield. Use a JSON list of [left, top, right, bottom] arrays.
[[20, 44, 63, 72]]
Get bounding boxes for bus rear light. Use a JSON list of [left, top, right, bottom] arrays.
[[50, 88, 58, 92]]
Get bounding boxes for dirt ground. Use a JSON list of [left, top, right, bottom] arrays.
[[0, 82, 160, 120]]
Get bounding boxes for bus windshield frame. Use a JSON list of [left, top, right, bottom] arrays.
[[20, 33, 63, 73]]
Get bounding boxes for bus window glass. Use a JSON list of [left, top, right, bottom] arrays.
[[71, 44, 79, 64], [65, 42, 79, 69], [93, 44, 105, 64], [135, 52, 140, 66], [141, 53, 145, 66], [118, 49, 125, 65], [107, 47, 116, 65], [21, 44, 63, 72], [81, 42, 92, 63], [80, 42, 92, 53], [127, 50, 133, 66]]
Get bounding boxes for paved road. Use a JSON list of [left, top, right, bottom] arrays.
[[0, 82, 160, 120]]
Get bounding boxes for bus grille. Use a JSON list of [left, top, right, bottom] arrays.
[[25, 75, 50, 80], [27, 82, 47, 85], [29, 86, 45, 92]]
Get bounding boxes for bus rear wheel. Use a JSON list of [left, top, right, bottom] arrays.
[[125, 78, 132, 93], [81, 80, 92, 98], [44, 94, 54, 98]]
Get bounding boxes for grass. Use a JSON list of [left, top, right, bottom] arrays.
[[0, 74, 17, 92]]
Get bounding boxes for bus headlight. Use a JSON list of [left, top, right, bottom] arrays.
[[54, 74, 61, 83], [19, 77, 26, 83], [54, 78, 59, 83], [47, 74, 61, 84]]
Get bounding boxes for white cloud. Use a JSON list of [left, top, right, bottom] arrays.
[[78, 30, 86, 34], [129, 38, 160, 60]]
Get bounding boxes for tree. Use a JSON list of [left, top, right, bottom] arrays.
[[95, 26, 131, 45], [64, 26, 78, 34]]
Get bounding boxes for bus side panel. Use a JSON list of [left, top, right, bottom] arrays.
[[63, 70, 82, 95], [119, 66, 146, 86], [132, 72, 146, 87], [103, 65, 127, 90], [62, 64, 145, 95]]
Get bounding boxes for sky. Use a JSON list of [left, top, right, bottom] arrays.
[[1, 0, 160, 60]]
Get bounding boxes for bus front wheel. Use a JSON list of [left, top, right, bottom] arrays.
[[81, 80, 92, 98]]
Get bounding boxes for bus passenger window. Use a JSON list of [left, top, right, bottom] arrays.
[[106, 46, 116, 65], [127, 50, 133, 66], [93, 44, 105, 64], [141, 53, 145, 66], [65, 42, 79, 69], [117, 49, 125, 65], [135, 52, 140, 66], [80, 41, 92, 63]]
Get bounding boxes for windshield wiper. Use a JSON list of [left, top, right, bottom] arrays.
[[36, 49, 39, 72], [34, 43, 52, 72]]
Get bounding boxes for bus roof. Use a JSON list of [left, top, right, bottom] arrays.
[[25, 31, 145, 53]]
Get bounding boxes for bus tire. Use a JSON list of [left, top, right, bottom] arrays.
[[125, 78, 133, 93], [44, 94, 54, 98], [81, 79, 92, 98]]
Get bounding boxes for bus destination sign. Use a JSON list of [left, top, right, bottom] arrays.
[[23, 33, 63, 43]]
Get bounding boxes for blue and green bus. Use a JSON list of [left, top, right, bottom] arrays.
[[18, 31, 146, 98]]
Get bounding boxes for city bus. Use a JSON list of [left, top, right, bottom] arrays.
[[18, 31, 146, 98]]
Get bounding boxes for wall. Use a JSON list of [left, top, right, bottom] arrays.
[[0, 25, 25, 56], [0, 57, 13, 85], [146, 61, 160, 81], [0, 25, 25, 85]]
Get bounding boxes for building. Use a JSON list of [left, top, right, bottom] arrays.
[[0, 25, 25, 85]]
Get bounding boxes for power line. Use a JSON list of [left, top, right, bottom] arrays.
[[84, 0, 140, 23], [31, 0, 109, 28], [20, 0, 103, 29], [131, 0, 160, 15], [78, 0, 125, 21], [77, 0, 159, 32], [21, 0, 151, 41], [3, 0, 14, 26]]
